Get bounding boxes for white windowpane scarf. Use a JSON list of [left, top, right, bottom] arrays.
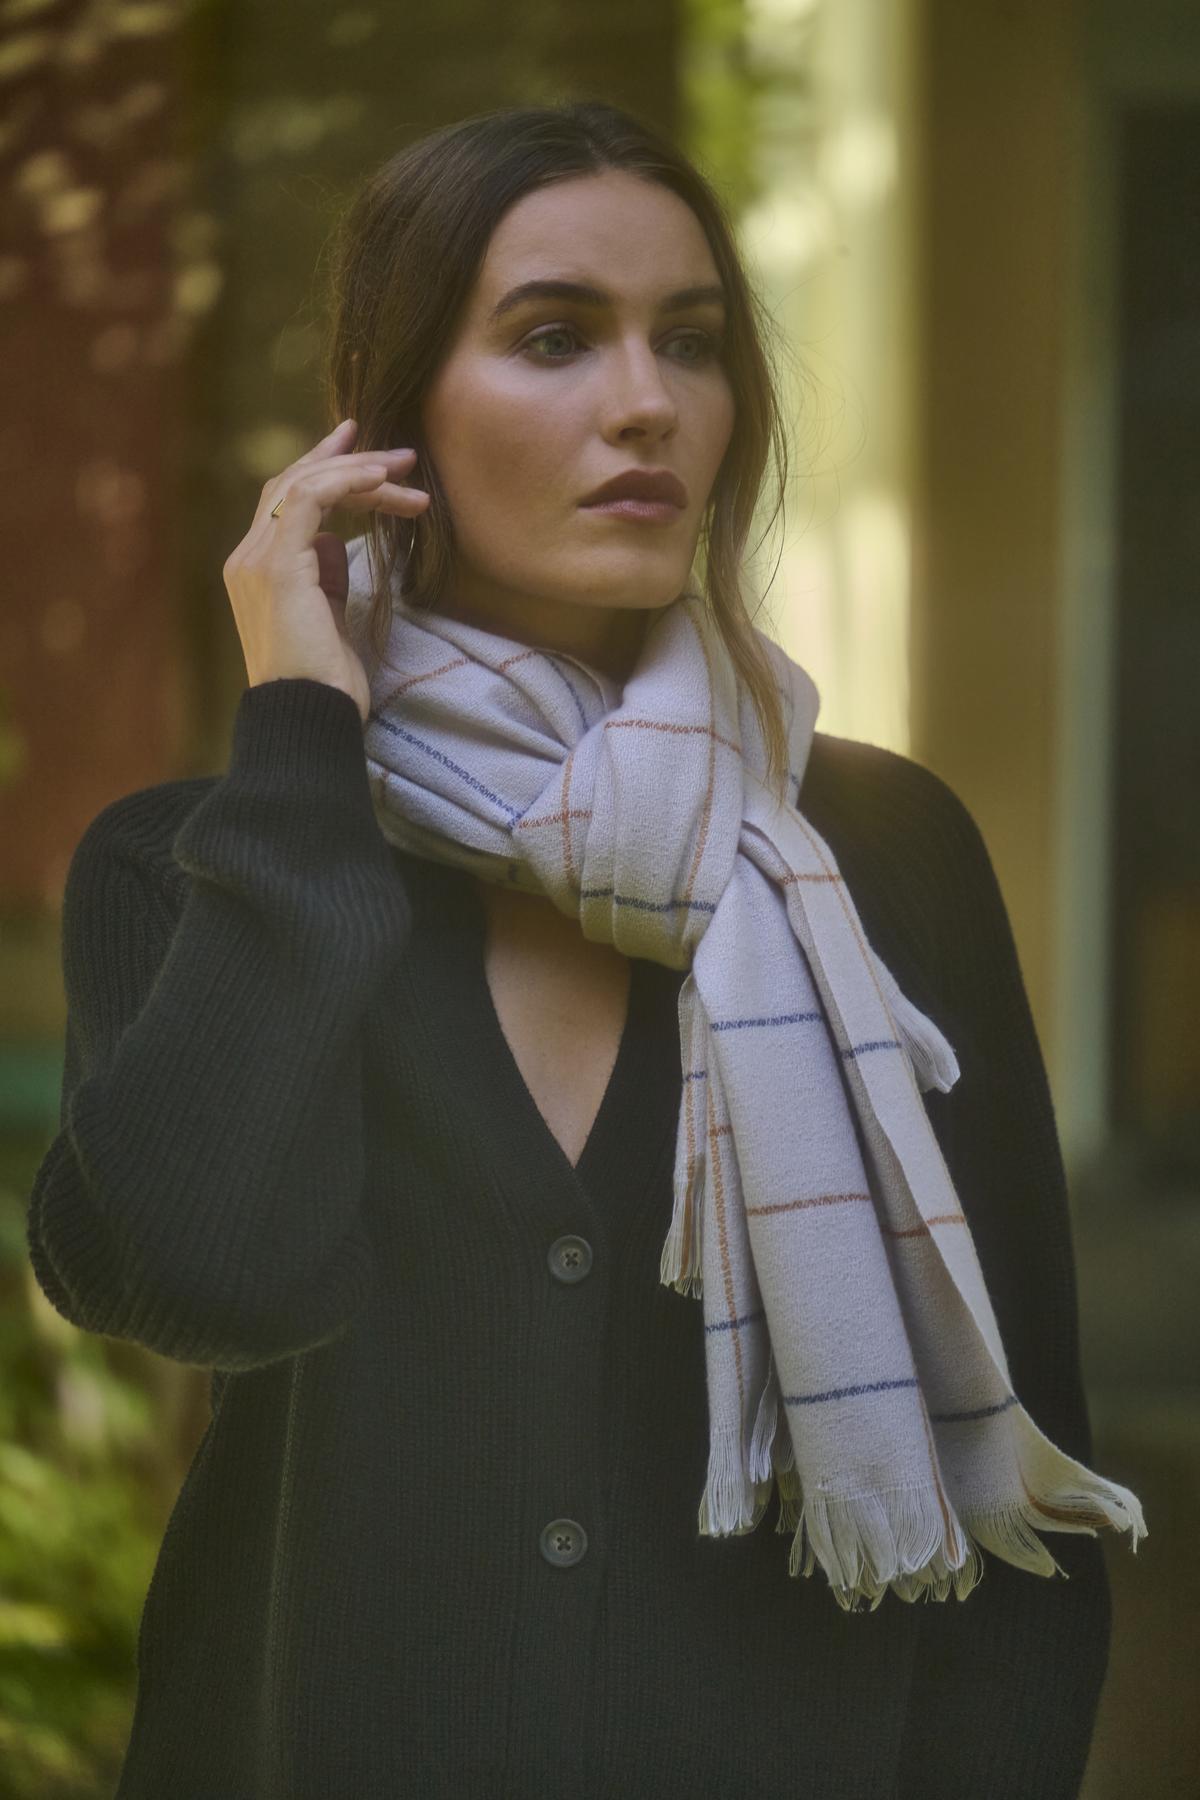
[[343, 538, 1146, 1612]]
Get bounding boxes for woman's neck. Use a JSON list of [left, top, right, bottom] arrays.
[[433, 583, 653, 685]]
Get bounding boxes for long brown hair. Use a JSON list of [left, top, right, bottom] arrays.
[[318, 99, 808, 800]]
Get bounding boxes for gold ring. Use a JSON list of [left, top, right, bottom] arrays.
[[269, 494, 286, 519]]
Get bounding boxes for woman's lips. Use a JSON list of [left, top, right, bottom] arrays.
[[579, 497, 684, 524]]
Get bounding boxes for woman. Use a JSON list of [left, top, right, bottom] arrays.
[[27, 100, 1143, 1799]]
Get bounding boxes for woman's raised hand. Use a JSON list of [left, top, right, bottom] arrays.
[[222, 418, 431, 724]]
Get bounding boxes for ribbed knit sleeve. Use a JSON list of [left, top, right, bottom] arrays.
[[25, 677, 413, 1373], [870, 759, 1112, 1800]]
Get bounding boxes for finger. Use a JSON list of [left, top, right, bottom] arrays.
[[259, 462, 388, 541], [291, 417, 358, 472], [287, 446, 418, 493], [339, 478, 430, 512]]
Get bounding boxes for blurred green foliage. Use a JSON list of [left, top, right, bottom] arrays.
[[0, 656, 148, 1791], [0, 1139, 163, 1800], [681, 0, 760, 213]]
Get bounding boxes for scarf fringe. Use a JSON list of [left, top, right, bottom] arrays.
[[660, 1162, 705, 1296], [782, 1485, 982, 1612], [691, 1370, 1148, 1613]]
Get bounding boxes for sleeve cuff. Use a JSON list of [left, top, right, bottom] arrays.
[[228, 678, 373, 809]]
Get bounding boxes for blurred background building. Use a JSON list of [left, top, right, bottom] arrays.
[[0, 0, 1196, 1792]]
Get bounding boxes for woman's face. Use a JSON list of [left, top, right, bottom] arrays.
[[419, 169, 735, 680]]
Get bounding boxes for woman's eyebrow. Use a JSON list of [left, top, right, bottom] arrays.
[[488, 278, 728, 323]]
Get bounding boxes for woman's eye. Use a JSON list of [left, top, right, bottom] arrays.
[[520, 325, 721, 363], [522, 325, 582, 360]]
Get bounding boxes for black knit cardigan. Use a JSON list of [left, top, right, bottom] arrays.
[[27, 676, 1111, 1799]]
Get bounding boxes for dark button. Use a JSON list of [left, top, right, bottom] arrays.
[[539, 1518, 588, 1567], [547, 1234, 593, 1283]]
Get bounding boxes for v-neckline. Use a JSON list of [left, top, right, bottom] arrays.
[[463, 898, 652, 1193], [393, 850, 683, 1218]]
